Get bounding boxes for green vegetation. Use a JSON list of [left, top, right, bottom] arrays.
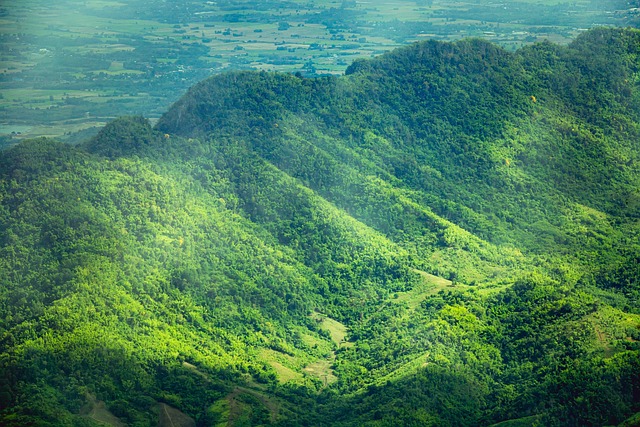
[[1, 0, 637, 140], [1, 28, 640, 426]]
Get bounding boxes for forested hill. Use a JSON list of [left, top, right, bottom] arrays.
[[1, 27, 640, 427]]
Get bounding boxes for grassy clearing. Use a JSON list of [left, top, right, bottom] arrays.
[[587, 306, 640, 358], [270, 360, 301, 383], [391, 270, 455, 310], [298, 329, 334, 355], [158, 403, 196, 427], [310, 312, 349, 346], [371, 352, 432, 386], [303, 358, 337, 385], [88, 401, 125, 427], [259, 348, 304, 383], [182, 361, 211, 381], [302, 314, 349, 385], [80, 394, 125, 427]]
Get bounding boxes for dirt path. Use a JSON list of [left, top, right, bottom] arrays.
[[81, 394, 125, 427], [158, 403, 196, 427]]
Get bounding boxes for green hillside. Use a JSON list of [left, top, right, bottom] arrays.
[[1, 27, 639, 426]]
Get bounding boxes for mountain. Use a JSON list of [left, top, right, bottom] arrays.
[[1, 27, 639, 426]]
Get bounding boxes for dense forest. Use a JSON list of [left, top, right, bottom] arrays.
[[1, 27, 640, 426]]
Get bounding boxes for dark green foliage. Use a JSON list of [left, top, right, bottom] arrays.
[[82, 116, 161, 158], [2, 28, 640, 426]]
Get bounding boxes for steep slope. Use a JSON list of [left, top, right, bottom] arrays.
[[0, 28, 639, 426]]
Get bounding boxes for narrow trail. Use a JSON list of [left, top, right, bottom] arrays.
[[162, 404, 177, 427]]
